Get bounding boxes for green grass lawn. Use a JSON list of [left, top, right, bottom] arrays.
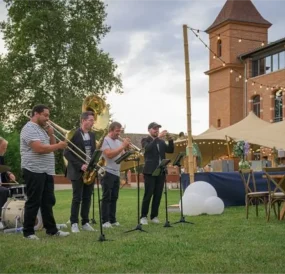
[[0, 188, 284, 273]]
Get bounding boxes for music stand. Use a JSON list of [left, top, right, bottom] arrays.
[[115, 150, 135, 165], [172, 152, 194, 225], [116, 152, 147, 233], [87, 150, 110, 242], [152, 159, 172, 228]]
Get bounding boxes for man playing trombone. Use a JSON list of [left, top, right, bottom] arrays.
[[100, 122, 130, 228], [64, 111, 96, 233], [20, 104, 69, 240]]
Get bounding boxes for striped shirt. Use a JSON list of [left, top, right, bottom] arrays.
[[20, 121, 55, 175]]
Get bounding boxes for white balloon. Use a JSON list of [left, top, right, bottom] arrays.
[[204, 196, 224, 215], [180, 193, 205, 216], [184, 181, 217, 198]]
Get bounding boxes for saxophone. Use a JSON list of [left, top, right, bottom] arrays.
[[83, 129, 108, 184]]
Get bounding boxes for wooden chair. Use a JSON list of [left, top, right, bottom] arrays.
[[239, 169, 269, 219], [263, 167, 285, 221]]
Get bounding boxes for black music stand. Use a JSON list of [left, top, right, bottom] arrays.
[[172, 152, 194, 225], [152, 159, 171, 228], [87, 150, 110, 242], [116, 151, 147, 233]]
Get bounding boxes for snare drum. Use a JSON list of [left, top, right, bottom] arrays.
[[9, 185, 27, 199], [1, 199, 43, 230]]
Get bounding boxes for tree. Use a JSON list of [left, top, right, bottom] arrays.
[[0, 0, 122, 132]]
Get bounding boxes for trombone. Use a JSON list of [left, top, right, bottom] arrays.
[[23, 109, 105, 177]]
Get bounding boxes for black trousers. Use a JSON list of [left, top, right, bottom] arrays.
[[70, 177, 93, 225], [23, 169, 58, 237], [141, 174, 165, 220], [101, 172, 120, 224], [0, 186, 9, 219]]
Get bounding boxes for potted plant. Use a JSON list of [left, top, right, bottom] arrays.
[[233, 141, 251, 170]]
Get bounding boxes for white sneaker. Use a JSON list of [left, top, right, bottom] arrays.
[[102, 222, 112, 228], [140, 217, 148, 225], [111, 222, 120, 227], [54, 230, 70, 237], [0, 221, 4, 230], [82, 223, 95, 231], [24, 234, 40, 240], [71, 223, 80, 233], [151, 217, 160, 224]]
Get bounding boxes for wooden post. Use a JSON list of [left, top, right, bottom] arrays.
[[183, 24, 194, 183], [225, 135, 231, 157]]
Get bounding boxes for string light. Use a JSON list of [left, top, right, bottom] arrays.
[[187, 27, 284, 91], [189, 27, 268, 45]]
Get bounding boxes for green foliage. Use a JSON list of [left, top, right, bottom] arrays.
[[1, 189, 285, 273], [0, 0, 122, 173], [0, 124, 21, 181], [0, 0, 122, 132]]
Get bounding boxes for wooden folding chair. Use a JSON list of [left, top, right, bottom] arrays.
[[263, 167, 285, 221], [239, 169, 269, 219]]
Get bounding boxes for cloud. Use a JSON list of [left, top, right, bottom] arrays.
[[1, 0, 284, 136]]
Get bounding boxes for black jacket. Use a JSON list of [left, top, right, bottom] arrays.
[[141, 136, 174, 175], [0, 156, 9, 183], [64, 128, 96, 180]]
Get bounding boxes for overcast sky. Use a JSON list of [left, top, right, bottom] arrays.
[[0, 0, 284, 135]]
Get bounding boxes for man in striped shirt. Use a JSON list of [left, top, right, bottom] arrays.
[[20, 104, 69, 240]]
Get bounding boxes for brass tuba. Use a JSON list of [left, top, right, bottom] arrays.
[[81, 95, 110, 184], [82, 95, 109, 131]]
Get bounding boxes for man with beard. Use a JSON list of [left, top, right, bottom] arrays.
[[20, 104, 69, 240], [140, 122, 174, 225], [100, 122, 130, 228]]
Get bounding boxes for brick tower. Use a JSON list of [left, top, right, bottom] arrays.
[[206, 0, 271, 129]]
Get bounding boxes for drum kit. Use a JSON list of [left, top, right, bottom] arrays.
[[0, 165, 43, 231]]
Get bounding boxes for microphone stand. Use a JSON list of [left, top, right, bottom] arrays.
[[90, 185, 96, 224], [115, 151, 147, 233], [172, 152, 194, 225], [87, 150, 110, 242], [125, 157, 147, 233]]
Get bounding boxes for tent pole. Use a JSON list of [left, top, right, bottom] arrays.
[[183, 24, 194, 183], [225, 135, 231, 157]]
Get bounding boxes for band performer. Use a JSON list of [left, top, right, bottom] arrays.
[[20, 104, 69, 240], [0, 137, 16, 229], [64, 111, 96, 233], [100, 122, 130, 228], [140, 122, 174, 225]]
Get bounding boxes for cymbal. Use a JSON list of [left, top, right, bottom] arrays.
[[0, 165, 11, 173]]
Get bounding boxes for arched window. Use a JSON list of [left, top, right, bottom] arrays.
[[252, 95, 260, 117], [217, 40, 222, 57], [274, 90, 283, 122], [217, 119, 221, 128]]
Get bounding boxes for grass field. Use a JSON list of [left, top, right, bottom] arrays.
[[0, 188, 284, 273]]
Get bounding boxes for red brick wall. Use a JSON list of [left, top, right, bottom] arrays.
[[247, 69, 285, 122], [208, 22, 269, 128]]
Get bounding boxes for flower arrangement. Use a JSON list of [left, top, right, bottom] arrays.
[[233, 140, 251, 169]]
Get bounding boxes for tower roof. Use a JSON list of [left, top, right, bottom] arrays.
[[206, 0, 271, 33]]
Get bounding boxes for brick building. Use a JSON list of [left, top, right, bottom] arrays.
[[206, 0, 285, 129]]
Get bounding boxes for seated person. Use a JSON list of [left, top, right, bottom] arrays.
[[0, 137, 16, 229]]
